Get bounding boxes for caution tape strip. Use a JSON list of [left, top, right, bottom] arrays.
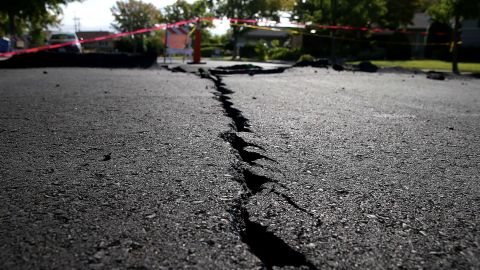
[[0, 18, 198, 57], [231, 23, 457, 47], [0, 17, 460, 57]]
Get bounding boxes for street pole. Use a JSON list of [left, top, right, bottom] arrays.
[[192, 18, 202, 64], [164, 23, 168, 64]]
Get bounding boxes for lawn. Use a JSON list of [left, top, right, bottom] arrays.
[[355, 60, 480, 73]]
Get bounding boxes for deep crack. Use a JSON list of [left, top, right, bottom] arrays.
[[198, 70, 317, 269], [164, 66, 318, 268]]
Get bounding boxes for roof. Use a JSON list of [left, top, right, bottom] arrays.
[[242, 29, 289, 39], [408, 12, 431, 30], [76, 31, 112, 40]]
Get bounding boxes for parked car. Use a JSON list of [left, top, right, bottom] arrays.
[[48, 32, 82, 53]]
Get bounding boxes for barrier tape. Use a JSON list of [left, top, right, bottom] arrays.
[[0, 18, 198, 57], [0, 17, 458, 57], [307, 23, 449, 36], [230, 22, 457, 47]]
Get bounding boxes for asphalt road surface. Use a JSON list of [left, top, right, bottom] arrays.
[[0, 65, 479, 269]]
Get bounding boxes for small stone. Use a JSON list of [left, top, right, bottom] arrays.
[[192, 200, 204, 204], [146, 213, 157, 219], [93, 250, 106, 260], [366, 214, 377, 219]]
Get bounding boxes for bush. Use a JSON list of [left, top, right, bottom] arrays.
[[114, 37, 135, 53], [201, 46, 223, 57], [239, 44, 257, 58], [255, 40, 268, 61], [268, 47, 302, 61], [145, 35, 163, 55], [298, 54, 314, 62]]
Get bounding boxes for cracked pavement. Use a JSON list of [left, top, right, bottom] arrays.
[[1, 64, 479, 269]]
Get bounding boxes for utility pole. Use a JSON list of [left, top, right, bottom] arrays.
[[190, 18, 203, 64], [74, 16, 81, 33]]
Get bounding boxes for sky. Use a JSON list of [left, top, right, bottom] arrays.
[[59, 0, 229, 35]]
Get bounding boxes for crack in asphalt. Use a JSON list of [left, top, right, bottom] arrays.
[[162, 65, 317, 269], [199, 70, 318, 270]]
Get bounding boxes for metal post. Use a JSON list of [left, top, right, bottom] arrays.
[[164, 23, 168, 64], [192, 19, 202, 63]]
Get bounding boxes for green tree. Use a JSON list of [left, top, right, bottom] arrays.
[[293, 0, 387, 61], [163, 0, 214, 23], [428, 0, 480, 74], [111, 0, 163, 53], [292, 0, 387, 26], [292, 0, 427, 60], [0, 0, 76, 48], [382, 0, 424, 28], [213, 0, 294, 59]]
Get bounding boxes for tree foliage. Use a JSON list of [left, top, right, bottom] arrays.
[[428, 0, 480, 73], [292, 0, 428, 28], [428, 0, 480, 22], [163, 0, 213, 23], [111, 0, 162, 33], [111, 0, 163, 53], [213, 0, 293, 21], [382, 0, 424, 28], [0, 0, 76, 43]]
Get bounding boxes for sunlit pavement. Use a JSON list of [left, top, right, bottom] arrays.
[[0, 65, 479, 269]]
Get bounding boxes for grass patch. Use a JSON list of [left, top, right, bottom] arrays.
[[351, 60, 480, 73]]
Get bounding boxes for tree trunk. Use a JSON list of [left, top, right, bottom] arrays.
[[451, 15, 460, 74]]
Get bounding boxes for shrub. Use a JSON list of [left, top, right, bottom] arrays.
[[255, 40, 269, 61], [239, 44, 257, 58], [298, 54, 314, 62], [201, 46, 223, 57], [268, 47, 302, 61]]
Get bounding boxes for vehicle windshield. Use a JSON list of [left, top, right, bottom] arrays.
[[50, 34, 76, 40]]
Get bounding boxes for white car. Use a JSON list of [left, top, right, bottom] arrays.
[[48, 32, 82, 53]]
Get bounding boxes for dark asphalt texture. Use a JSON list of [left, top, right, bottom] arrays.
[[0, 68, 259, 269], [1, 65, 479, 269], [222, 68, 480, 269]]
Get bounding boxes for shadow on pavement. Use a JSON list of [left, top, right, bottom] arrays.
[[0, 52, 157, 69]]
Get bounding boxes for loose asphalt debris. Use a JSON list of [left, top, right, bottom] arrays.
[[355, 61, 379, 73], [426, 71, 446, 80], [210, 64, 287, 75], [293, 58, 330, 68]]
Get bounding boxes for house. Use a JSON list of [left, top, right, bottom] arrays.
[[238, 28, 290, 48], [76, 31, 115, 53], [375, 12, 480, 60], [407, 12, 431, 58]]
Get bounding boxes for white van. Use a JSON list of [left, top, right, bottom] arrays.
[[48, 32, 82, 53]]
